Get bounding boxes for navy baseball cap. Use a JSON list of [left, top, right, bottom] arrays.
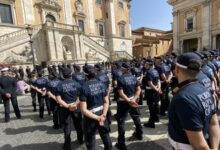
[[94, 63, 103, 70], [176, 52, 202, 71], [145, 58, 154, 64], [121, 62, 130, 69], [62, 68, 72, 76], [171, 52, 177, 58]]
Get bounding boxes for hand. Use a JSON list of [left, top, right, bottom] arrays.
[[99, 115, 106, 126], [129, 100, 139, 108], [157, 88, 163, 94], [5, 93, 11, 98], [69, 104, 77, 111]]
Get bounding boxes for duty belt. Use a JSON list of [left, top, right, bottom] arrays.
[[90, 106, 103, 113], [119, 96, 134, 101], [168, 134, 193, 150]]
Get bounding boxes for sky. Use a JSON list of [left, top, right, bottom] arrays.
[[131, 0, 173, 31]]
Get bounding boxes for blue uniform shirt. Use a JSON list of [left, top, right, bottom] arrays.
[[112, 69, 122, 81], [35, 77, 48, 89], [201, 64, 215, 81], [145, 68, 160, 86], [80, 79, 107, 110], [196, 72, 212, 92], [168, 81, 216, 144], [131, 67, 142, 78], [117, 73, 140, 98], [96, 72, 110, 90], [72, 72, 86, 85], [47, 78, 61, 95], [56, 79, 81, 104]]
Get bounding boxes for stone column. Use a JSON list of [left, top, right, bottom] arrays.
[[22, 0, 34, 24], [87, 0, 95, 34], [180, 40, 183, 54], [108, 0, 116, 35], [213, 35, 217, 49], [64, 0, 73, 24], [198, 38, 201, 51], [128, 3, 132, 38], [173, 11, 179, 53], [202, 0, 211, 49], [46, 30, 58, 61]]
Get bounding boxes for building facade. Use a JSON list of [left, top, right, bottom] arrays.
[[168, 0, 220, 53], [132, 27, 173, 58], [0, 0, 132, 65]]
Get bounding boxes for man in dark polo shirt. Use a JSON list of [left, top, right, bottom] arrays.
[[168, 52, 220, 150], [56, 68, 83, 150]]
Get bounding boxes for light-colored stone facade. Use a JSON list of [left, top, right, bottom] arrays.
[[168, 0, 220, 53], [0, 0, 132, 65], [132, 27, 173, 58]]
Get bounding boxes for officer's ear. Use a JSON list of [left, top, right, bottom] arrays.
[[174, 66, 179, 76]]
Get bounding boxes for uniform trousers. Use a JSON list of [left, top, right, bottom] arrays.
[[3, 95, 21, 122], [62, 108, 83, 150], [84, 111, 112, 150], [37, 94, 51, 118], [31, 92, 37, 111], [49, 98, 62, 128], [145, 89, 160, 124], [160, 83, 170, 115], [115, 101, 143, 147]]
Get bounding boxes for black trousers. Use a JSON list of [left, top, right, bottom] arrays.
[[31, 92, 37, 111], [37, 94, 51, 118], [62, 108, 83, 150], [113, 87, 119, 101], [115, 101, 143, 147], [84, 114, 112, 150], [3, 95, 21, 122], [49, 98, 61, 128], [160, 83, 170, 114], [145, 89, 160, 124]]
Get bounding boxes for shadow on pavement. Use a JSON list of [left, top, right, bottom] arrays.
[[4, 125, 62, 135], [127, 139, 170, 150]]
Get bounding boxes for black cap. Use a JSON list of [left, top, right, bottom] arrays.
[[94, 63, 103, 70], [154, 56, 162, 60], [145, 58, 154, 64], [176, 52, 202, 71], [171, 52, 177, 58], [62, 68, 72, 76], [121, 62, 130, 70]]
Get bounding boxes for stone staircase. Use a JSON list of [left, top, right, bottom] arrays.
[[83, 35, 110, 58], [110, 50, 133, 61], [0, 25, 42, 52]]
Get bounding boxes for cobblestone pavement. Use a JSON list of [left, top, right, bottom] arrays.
[[0, 94, 173, 150]]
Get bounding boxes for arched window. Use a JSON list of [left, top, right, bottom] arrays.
[[46, 14, 56, 22]]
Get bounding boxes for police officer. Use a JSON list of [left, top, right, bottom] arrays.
[[47, 71, 62, 129], [168, 52, 220, 150], [29, 71, 38, 112], [131, 61, 144, 105], [115, 62, 143, 150], [55, 67, 83, 150], [34, 70, 51, 118], [72, 65, 86, 85], [0, 67, 21, 122], [80, 66, 112, 150], [157, 59, 173, 116], [144, 58, 162, 128], [112, 62, 122, 102]]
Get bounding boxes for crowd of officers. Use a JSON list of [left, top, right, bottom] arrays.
[[0, 50, 219, 150]]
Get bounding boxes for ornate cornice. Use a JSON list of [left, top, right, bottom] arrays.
[[36, 0, 61, 12]]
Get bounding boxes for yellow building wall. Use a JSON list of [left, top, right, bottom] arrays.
[[33, 0, 42, 25], [211, 0, 218, 27], [179, 11, 185, 34], [114, 0, 130, 38], [196, 5, 202, 31], [93, 1, 106, 35], [14, 0, 24, 25]]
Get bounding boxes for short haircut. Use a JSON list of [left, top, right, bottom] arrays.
[[177, 66, 200, 78]]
